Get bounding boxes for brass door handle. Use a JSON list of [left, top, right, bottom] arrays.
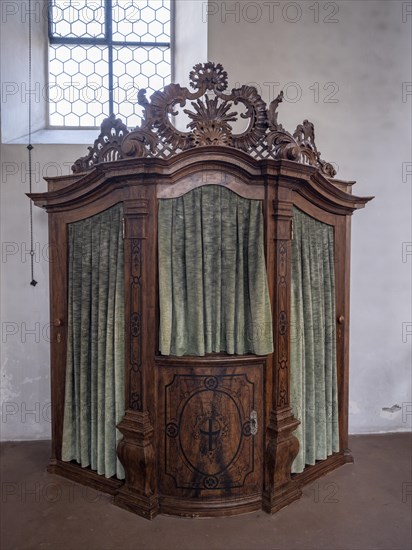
[[338, 315, 345, 324]]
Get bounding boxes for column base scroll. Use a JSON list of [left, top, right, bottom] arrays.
[[263, 407, 302, 514], [114, 410, 159, 519]]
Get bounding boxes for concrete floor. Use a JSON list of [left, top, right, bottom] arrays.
[[1, 434, 411, 550]]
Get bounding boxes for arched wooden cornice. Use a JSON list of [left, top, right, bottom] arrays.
[[29, 147, 372, 214]]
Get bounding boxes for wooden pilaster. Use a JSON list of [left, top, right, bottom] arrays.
[[114, 188, 159, 519], [263, 182, 301, 513]]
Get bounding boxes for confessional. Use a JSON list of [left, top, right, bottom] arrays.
[[29, 63, 372, 519]]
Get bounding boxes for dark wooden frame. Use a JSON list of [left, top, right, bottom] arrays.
[[29, 63, 372, 519]]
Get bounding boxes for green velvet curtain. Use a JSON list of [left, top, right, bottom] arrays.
[[62, 203, 125, 479], [290, 207, 339, 474], [158, 185, 273, 356]]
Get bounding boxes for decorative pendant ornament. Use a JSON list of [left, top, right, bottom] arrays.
[[27, 0, 37, 287]]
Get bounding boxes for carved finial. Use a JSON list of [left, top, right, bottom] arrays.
[[189, 62, 228, 92], [293, 119, 315, 146], [71, 114, 129, 173], [268, 91, 284, 130]]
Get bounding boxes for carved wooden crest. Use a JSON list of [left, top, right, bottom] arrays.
[[73, 62, 336, 178]]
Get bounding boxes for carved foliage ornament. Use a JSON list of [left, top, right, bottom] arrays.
[[72, 113, 129, 173], [72, 62, 336, 178]]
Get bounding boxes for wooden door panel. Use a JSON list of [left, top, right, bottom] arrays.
[[158, 361, 263, 500]]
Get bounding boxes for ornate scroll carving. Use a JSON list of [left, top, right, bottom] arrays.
[[72, 62, 336, 177], [72, 114, 129, 173], [267, 92, 337, 178], [184, 96, 237, 147]]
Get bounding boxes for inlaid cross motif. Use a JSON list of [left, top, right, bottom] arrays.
[[200, 418, 221, 453]]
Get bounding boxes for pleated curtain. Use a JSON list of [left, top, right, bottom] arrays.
[[62, 203, 125, 479], [158, 185, 273, 356], [290, 207, 339, 474]]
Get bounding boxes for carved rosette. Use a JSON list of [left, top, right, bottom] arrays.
[[72, 62, 337, 177]]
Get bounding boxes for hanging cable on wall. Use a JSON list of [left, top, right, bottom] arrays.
[[28, 0, 37, 287]]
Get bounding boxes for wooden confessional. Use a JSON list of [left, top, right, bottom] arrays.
[[29, 63, 372, 519]]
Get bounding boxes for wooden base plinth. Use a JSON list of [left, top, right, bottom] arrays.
[[293, 449, 354, 488], [262, 482, 302, 514], [113, 487, 159, 520], [46, 451, 353, 519], [159, 493, 261, 518], [47, 459, 123, 495]]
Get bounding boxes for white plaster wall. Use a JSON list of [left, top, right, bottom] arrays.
[[1, 144, 85, 440], [174, 0, 208, 85], [207, 0, 412, 433]]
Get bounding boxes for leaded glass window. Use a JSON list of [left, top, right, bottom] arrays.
[[48, 0, 172, 127]]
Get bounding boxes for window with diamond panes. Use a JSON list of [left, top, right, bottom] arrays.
[[48, 0, 171, 128]]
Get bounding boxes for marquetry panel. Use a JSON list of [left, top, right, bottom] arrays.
[[158, 360, 263, 499]]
